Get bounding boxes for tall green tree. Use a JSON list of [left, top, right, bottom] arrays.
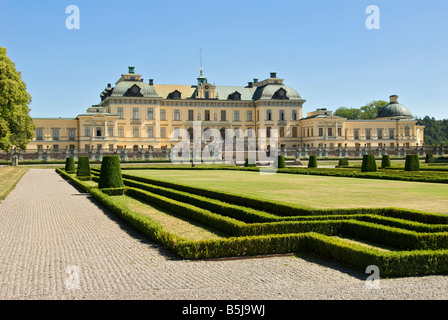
[[360, 100, 388, 119], [0, 46, 35, 151], [334, 107, 362, 120]]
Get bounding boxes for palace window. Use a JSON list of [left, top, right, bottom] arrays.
[[365, 129, 371, 140], [133, 126, 139, 138], [133, 108, 139, 120], [148, 126, 154, 138], [147, 108, 154, 120], [118, 107, 124, 119], [36, 128, 43, 141], [337, 127, 342, 137], [279, 127, 285, 138], [266, 110, 272, 121], [389, 129, 395, 139], [354, 129, 359, 140], [292, 127, 297, 138], [377, 129, 383, 140], [188, 109, 194, 121], [84, 127, 90, 137], [292, 110, 298, 121], [247, 110, 253, 121], [174, 109, 181, 121], [118, 126, 124, 138], [52, 129, 59, 141], [405, 127, 410, 137], [108, 127, 114, 137], [205, 110, 211, 121], [53, 145, 59, 152], [328, 128, 333, 137], [69, 129, 75, 140], [319, 128, 324, 137], [234, 110, 240, 121], [266, 127, 271, 138], [279, 110, 285, 121], [160, 127, 166, 138], [221, 110, 227, 121], [160, 109, 166, 121]]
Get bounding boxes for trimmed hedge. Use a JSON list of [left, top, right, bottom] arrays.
[[361, 154, 377, 172], [98, 156, 124, 189], [277, 155, 286, 169], [76, 157, 91, 177], [405, 154, 420, 171], [308, 155, 317, 168], [381, 155, 391, 168], [56, 168, 448, 277], [425, 154, 434, 163], [65, 157, 76, 173], [337, 159, 349, 167]]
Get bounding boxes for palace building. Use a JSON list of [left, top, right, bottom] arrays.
[[26, 67, 424, 157]]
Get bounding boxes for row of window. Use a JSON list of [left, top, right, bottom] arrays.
[[35, 129, 76, 141], [118, 108, 299, 122], [302, 127, 412, 139]]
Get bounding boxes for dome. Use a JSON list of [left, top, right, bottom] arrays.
[[376, 95, 413, 119]]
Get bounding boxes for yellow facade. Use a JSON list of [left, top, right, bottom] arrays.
[[26, 67, 424, 156]]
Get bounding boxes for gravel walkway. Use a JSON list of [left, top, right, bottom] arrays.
[[0, 169, 447, 300]]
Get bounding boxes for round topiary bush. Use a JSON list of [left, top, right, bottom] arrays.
[[381, 155, 391, 169], [76, 156, 91, 177], [425, 154, 434, 163], [337, 159, 349, 167], [405, 154, 420, 171], [308, 155, 317, 168], [277, 155, 286, 169], [361, 154, 377, 172], [65, 157, 76, 173], [98, 155, 124, 189]]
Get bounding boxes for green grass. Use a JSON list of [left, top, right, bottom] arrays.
[[0, 166, 28, 201], [121, 169, 448, 214]]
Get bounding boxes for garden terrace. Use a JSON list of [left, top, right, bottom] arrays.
[[57, 167, 448, 278]]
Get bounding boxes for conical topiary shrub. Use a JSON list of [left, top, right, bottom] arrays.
[[76, 156, 91, 178], [98, 155, 124, 189], [405, 154, 420, 171], [381, 155, 391, 169], [308, 155, 317, 168], [361, 154, 377, 172], [65, 157, 76, 173], [277, 155, 286, 169], [425, 154, 434, 163]]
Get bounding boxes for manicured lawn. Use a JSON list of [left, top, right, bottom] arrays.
[[122, 169, 448, 214], [0, 166, 28, 201]]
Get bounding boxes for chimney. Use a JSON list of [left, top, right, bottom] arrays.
[[149, 79, 154, 85], [128, 66, 135, 74], [270, 72, 277, 79], [253, 78, 259, 84], [107, 83, 111, 88], [390, 95, 398, 103], [248, 82, 253, 88]]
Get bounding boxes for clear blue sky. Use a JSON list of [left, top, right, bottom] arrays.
[[1, 0, 447, 119]]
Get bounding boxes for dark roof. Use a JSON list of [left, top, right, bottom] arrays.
[[376, 102, 413, 119]]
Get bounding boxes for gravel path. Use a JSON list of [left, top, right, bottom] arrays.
[[0, 169, 446, 300]]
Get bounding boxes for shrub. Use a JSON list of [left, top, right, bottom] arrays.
[[308, 155, 317, 168], [425, 154, 434, 163], [361, 154, 377, 172], [337, 159, 349, 167], [405, 154, 420, 171], [65, 157, 76, 173], [277, 155, 286, 169], [381, 155, 391, 168], [98, 155, 124, 189], [76, 157, 91, 177]]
